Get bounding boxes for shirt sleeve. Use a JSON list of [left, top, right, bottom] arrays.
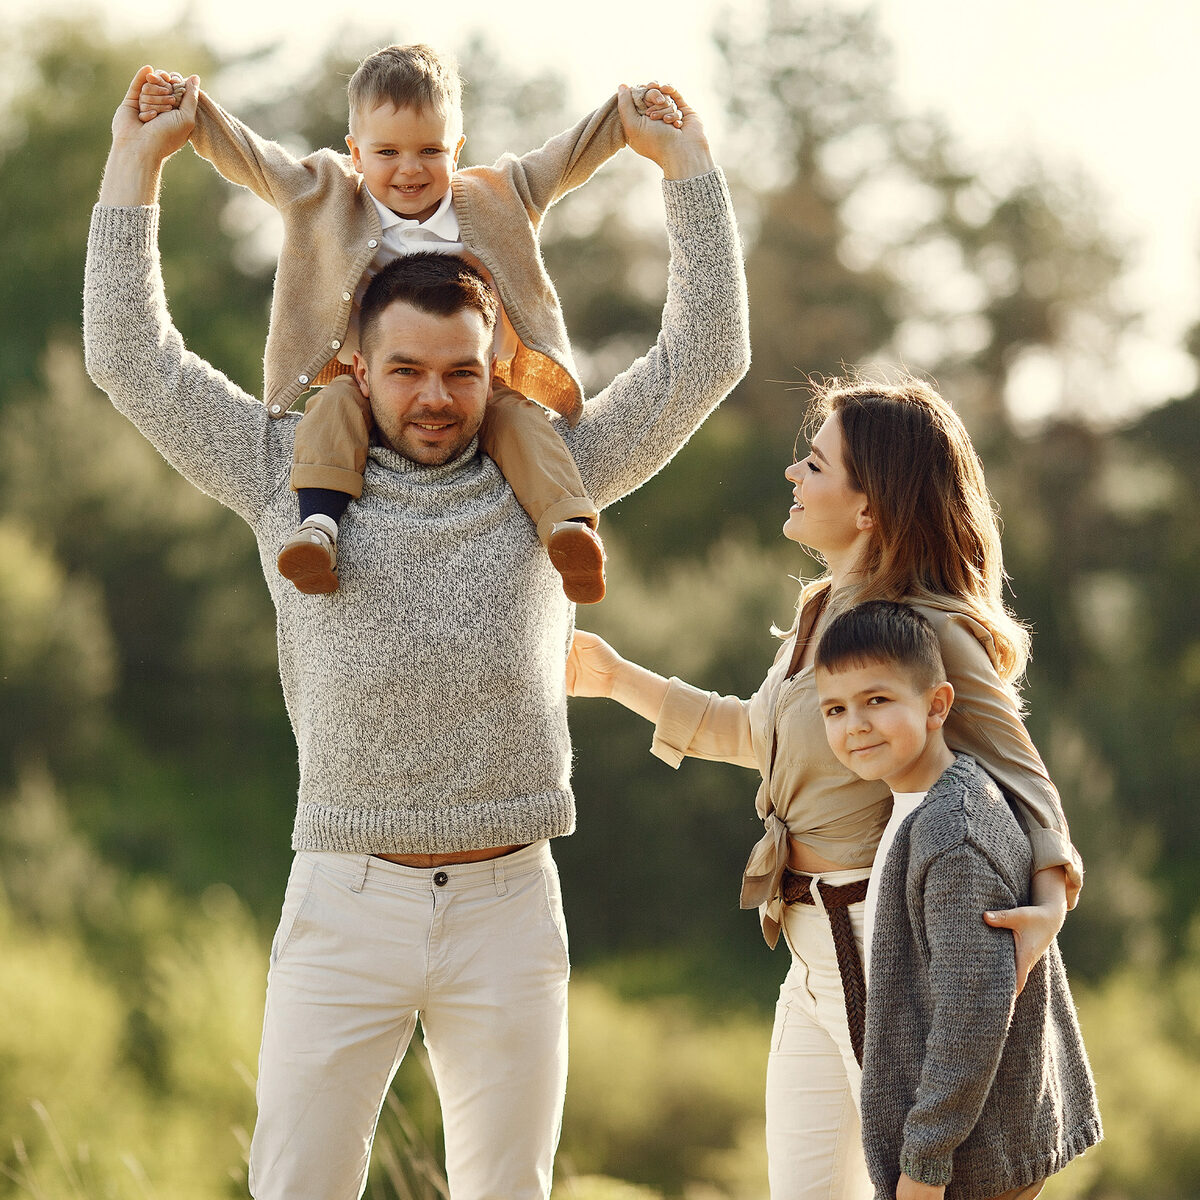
[[650, 677, 759, 769], [83, 204, 292, 525], [562, 169, 751, 508], [933, 609, 1084, 906]]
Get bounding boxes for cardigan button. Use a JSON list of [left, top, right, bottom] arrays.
[[342, 291, 352, 302], [367, 238, 378, 248], [331, 339, 341, 349], [269, 404, 282, 414], [298, 374, 310, 385]]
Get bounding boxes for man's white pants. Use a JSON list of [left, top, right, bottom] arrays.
[[249, 842, 570, 1200], [764, 867, 873, 1200]]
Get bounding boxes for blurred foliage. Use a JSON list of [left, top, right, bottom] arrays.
[[1, 1, 1198, 1196]]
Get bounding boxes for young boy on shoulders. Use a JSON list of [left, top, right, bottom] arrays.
[[138, 45, 679, 602], [815, 600, 1101, 1200]]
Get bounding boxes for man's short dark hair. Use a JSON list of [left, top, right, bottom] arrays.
[[359, 252, 498, 358], [815, 600, 946, 690]]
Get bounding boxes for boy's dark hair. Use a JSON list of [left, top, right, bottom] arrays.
[[360, 252, 498, 357], [348, 44, 463, 130], [815, 601, 946, 690]]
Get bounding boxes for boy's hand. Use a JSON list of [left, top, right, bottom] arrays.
[[896, 1173, 945, 1200], [139, 69, 186, 122], [631, 83, 683, 129], [618, 83, 713, 180], [566, 630, 622, 699]]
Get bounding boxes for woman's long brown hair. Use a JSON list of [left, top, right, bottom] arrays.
[[803, 376, 1030, 682]]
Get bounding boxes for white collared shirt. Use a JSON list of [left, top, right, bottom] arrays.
[[863, 790, 927, 978]]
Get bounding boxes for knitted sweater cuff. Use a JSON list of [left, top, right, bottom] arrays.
[[899, 1150, 953, 1187], [661, 168, 730, 224], [88, 203, 160, 255]]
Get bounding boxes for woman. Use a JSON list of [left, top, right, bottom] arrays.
[[567, 378, 1083, 1200]]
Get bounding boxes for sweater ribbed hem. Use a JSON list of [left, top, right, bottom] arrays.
[[291, 789, 577, 854], [898, 1112, 1103, 1198]]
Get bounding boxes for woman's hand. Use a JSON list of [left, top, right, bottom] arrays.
[[983, 866, 1068, 995], [566, 630, 624, 698]]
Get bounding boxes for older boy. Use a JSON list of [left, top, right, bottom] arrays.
[[139, 45, 678, 601], [815, 601, 1100, 1200], [87, 68, 747, 1199]]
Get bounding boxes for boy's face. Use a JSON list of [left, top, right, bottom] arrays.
[[346, 102, 465, 223], [817, 658, 954, 794]]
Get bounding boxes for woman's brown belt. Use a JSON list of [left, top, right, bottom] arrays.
[[781, 869, 870, 1066]]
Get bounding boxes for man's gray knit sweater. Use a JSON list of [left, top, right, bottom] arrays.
[[83, 170, 749, 854], [861, 755, 1100, 1200]]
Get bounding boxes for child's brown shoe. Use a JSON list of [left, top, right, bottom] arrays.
[[277, 521, 338, 594], [547, 521, 606, 604]]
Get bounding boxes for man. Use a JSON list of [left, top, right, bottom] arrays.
[[84, 68, 749, 1200]]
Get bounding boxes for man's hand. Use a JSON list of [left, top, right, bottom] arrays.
[[896, 1172, 945, 1200], [565, 630, 623, 699], [99, 66, 199, 206], [617, 82, 713, 180]]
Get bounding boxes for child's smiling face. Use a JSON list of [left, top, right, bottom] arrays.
[[346, 101, 465, 223], [817, 657, 954, 794]]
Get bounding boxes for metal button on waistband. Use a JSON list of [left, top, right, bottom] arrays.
[[433, 871, 449, 887]]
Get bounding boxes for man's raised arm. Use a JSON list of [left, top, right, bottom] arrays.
[[561, 85, 751, 509], [84, 68, 292, 526]]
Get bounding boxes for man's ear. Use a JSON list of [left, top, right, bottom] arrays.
[[485, 352, 497, 400], [345, 133, 363, 173], [927, 681, 955, 729], [352, 352, 370, 397]]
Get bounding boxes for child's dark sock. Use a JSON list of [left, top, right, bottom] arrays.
[[298, 487, 352, 526]]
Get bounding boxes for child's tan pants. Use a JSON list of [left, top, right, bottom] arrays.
[[290, 375, 599, 543]]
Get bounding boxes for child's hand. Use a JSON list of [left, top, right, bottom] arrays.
[[566, 630, 622, 699], [631, 82, 683, 129], [896, 1173, 945, 1200], [138, 69, 186, 123]]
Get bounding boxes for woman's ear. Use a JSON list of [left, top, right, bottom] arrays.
[[855, 502, 874, 532]]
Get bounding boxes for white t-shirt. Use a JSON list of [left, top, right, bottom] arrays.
[[862, 790, 927, 978]]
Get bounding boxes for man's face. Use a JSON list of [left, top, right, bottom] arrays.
[[354, 300, 493, 466], [346, 101, 464, 223]]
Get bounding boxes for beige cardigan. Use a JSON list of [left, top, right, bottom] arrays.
[[190, 90, 632, 421], [651, 583, 1084, 947]]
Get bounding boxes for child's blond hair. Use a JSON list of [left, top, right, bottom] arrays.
[[348, 44, 463, 133]]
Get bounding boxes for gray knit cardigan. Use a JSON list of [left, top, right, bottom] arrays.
[[82, 170, 749, 855], [861, 755, 1101, 1200]]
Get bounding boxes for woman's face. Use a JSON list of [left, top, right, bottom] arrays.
[[783, 413, 870, 558]]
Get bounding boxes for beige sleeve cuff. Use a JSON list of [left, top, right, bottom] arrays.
[[1028, 826, 1084, 910], [650, 677, 716, 768]]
